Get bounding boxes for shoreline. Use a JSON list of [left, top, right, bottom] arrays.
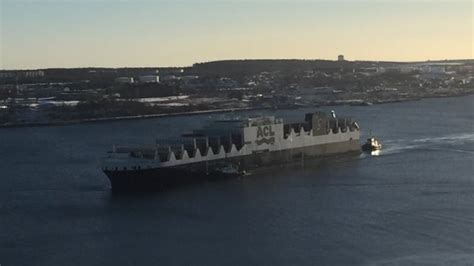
[[1, 93, 472, 128], [0, 107, 269, 128]]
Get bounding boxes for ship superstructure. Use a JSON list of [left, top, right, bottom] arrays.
[[102, 111, 361, 191]]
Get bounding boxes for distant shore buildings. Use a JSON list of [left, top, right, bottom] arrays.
[[115, 75, 160, 84], [115, 77, 135, 84], [0, 70, 45, 79], [138, 75, 160, 83]]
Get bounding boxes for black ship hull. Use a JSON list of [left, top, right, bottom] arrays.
[[104, 167, 223, 192]]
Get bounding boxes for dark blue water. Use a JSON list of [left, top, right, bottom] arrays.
[[1, 96, 473, 265]]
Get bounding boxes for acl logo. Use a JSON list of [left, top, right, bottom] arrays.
[[255, 125, 275, 145]]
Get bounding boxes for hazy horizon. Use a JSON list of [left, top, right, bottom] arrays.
[[2, 57, 474, 71], [1, 0, 472, 70]]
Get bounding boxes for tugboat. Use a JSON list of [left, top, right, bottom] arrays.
[[362, 137, 382, 151]]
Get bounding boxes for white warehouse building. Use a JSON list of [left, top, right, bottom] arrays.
[[115, 77, 135, 84], [139, 75, 160, 83]]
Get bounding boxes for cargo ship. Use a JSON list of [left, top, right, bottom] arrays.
[[101, 111, 361, 191]]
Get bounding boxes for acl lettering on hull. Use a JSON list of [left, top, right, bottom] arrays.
[[255, 125, 275, 145], [243, 121, 283, 150]]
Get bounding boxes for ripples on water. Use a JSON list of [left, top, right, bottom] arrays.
[[369, 133, 474, 156]]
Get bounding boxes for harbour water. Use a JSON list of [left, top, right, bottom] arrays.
[[1, 95, 473, 265]]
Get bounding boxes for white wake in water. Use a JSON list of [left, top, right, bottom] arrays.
[[377, 133, 474, 155]]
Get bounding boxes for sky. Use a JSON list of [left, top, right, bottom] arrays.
[[0, 0, 472, 69]]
